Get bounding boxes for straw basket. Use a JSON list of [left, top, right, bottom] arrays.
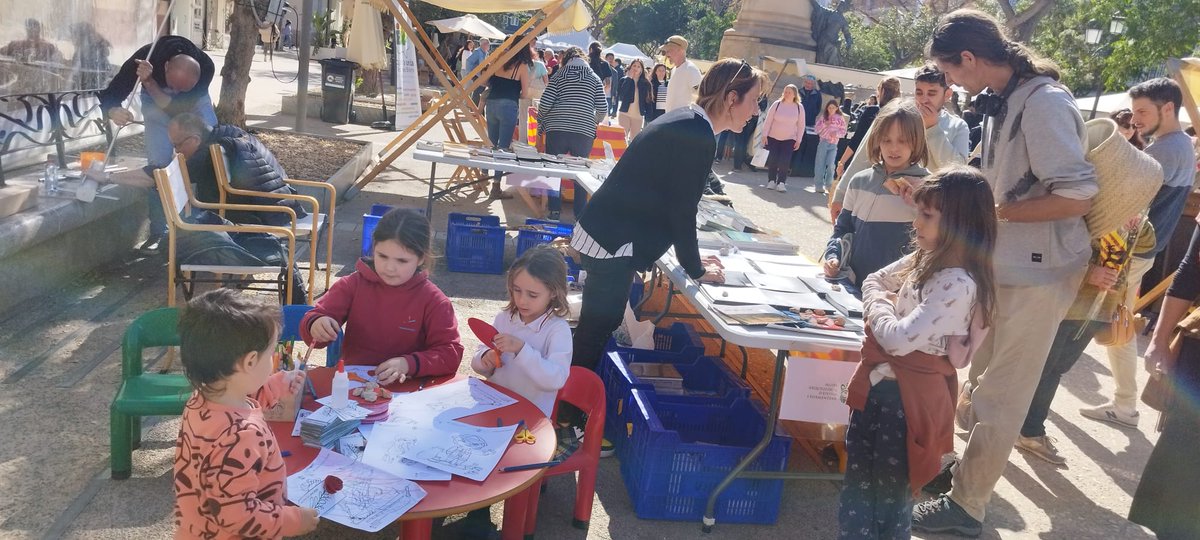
[[1083, 118, 1163, 238]]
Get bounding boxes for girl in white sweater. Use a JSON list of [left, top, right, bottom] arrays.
[[471, 246, 572, 417]]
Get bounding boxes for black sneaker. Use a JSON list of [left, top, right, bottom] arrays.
[[912, 495, 982, 537], [460, 507, 499, 540], [139, 233, 165, 253], [923, 459, 955, 495]]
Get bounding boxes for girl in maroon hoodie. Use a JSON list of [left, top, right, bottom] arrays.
[[301, 209, 463, 384]]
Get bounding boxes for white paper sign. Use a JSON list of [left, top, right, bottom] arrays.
[[779, 356, 859, 424]]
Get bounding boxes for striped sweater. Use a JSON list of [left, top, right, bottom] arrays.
[[538, 58, 608, 139], [824, 163, 930, 290]]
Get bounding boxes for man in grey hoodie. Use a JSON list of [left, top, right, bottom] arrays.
[[910, 10, 1097, 537]]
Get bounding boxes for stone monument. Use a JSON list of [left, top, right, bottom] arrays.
[[718, 0, 817, 63]]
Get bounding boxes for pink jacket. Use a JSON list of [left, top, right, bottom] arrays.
[[762, 99, 805, 143], [300, 258, 463, 376], [815, 114, 848, 144]]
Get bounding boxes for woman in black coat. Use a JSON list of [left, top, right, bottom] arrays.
[[616, 59, 654, 140], [569, 58, 767, 383], [1129, 225, 1200, 539]]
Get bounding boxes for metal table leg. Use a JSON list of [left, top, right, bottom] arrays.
[[701, 349, 844, 533], [426, 162, 437, 218]]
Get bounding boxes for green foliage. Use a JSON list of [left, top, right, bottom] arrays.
[[602, 0, 738, 61], [603, 0, 697, 54], [1033, 0, 1200, 95], [686, 6, 739, 60], [842, 7, 940, 70]]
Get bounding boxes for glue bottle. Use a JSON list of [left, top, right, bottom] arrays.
[[331, 359, 349, 408]]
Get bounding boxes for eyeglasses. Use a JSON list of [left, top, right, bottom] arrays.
[[720, 60, 752, 100], [169, 134, 197, 149]]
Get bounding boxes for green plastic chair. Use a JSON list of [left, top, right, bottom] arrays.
[[110, 308, 191, 480]]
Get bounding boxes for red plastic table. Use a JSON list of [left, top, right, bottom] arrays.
[[269, 369, 557, 540]]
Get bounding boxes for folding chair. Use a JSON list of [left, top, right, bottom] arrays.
[[110, 308, 188, 479], [153, 155, 297, 307], [524, 367, 606, 535], [210, 144, 337, 301]]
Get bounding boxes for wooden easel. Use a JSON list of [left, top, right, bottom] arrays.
[[351, 0, 572, 196]]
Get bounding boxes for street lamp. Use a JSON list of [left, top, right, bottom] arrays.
[[1087, 15, 1126, 120]]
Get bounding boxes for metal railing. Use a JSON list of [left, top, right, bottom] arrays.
[[0, 89, 113, 185]]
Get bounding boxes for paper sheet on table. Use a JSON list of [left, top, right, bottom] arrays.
[[292, 409, 312, 437], [779, 356, 858, 424], [387, 377, 517, 422], [702, 284, 827, 309], [504, 173, 562, 191], [404, 423, 519, 482], [798, 274, 848, 296], [314, 397, 372, 420], [749, 259, 819, 277], [361, 421, 453, 481], [698, 248, 756, 274], [339, 432, 366, 461], [745, 273, 810, 293], [746, 252, 818, 266], [286, 448, 426, 533]]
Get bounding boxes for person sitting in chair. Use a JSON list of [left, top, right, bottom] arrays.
[[165, 113, 309, 226]]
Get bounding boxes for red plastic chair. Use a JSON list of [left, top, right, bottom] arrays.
[[523, 366, 606, 536]]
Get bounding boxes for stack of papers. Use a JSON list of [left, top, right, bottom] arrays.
[[442, 142, 472, 158], [697, 230, 730, 250], [416, 140, 443, 152], [512, 143, 542, 161], [696, 200, 756, 232], [301, 406, 365, 449]]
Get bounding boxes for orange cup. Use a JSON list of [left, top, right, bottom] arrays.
[[80, 151, 105, 172]]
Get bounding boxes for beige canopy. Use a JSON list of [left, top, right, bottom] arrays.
[[427, 13, 507, 40]]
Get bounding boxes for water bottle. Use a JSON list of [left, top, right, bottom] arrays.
[[602, 141, 616, 168], [330, 359, 349, 409], [44, 154, 58, 194]]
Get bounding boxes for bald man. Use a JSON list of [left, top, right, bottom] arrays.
[[98, 35, 216, 248]]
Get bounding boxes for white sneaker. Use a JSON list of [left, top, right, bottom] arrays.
[[1015, 435, 1066, 465], [1080, 404, 1139, 428], [775, 183, 787, 192], [765, 181, 777, 190]]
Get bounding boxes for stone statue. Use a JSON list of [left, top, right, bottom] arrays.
[[810, 0, 853, 65]]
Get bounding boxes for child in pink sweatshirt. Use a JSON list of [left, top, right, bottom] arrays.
[[174, 289, 319, 539]]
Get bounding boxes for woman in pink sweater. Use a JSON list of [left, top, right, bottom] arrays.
[[814, 99, 848, 195], [760, 84, 806, 192]]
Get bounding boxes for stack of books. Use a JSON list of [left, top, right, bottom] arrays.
[[512, 143, 542, 161], [300, 406, 364, 449], [441, 142, 472, 158], [722, 231, 797, 255]]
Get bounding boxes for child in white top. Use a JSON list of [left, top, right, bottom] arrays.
[[838, 166, 997, 538], [471, 246, 573, 416]]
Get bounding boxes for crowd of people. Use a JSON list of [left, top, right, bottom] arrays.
[[66, 9, 1200, 539]]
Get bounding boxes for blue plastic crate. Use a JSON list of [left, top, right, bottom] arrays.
[[605, 322, 704, 363], [515, 219, 574, 256], [601, 352, 751, 458], [620, 388, 790, 524], [445, 213, 505, 274], [361, 205, 428, 257]]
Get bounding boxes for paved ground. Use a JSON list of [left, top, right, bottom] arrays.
[[0, 50, 1162, 539]]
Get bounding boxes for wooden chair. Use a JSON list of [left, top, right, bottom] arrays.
[[523, 367, 606, 535], [153, 155, 297, 307], [209, 144, 337, 300], [110, 308, 188, 479]]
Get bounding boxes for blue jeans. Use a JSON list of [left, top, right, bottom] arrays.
[[486, 98, 518, 149], [143, 91, 216, 235], [815, 139, 839, 190]]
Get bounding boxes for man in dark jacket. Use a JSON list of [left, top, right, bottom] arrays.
[[166, 113, 307, 227], [98, 35, 216, 246]]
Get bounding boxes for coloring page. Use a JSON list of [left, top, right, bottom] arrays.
[[344, 365, 376, 390], [404, 423, 518, 482], [387, 377, 516, 422], [360, 421, 452, 481], [287, 448, 426, 532]]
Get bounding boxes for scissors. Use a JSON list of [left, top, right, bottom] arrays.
[[511, 420, 535, 444], [514, 427, 536, 445]]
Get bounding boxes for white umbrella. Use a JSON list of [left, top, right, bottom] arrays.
[[346, 0, 388, 70], [602, 42, 649, 65], [427, 14, 507, 41]]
